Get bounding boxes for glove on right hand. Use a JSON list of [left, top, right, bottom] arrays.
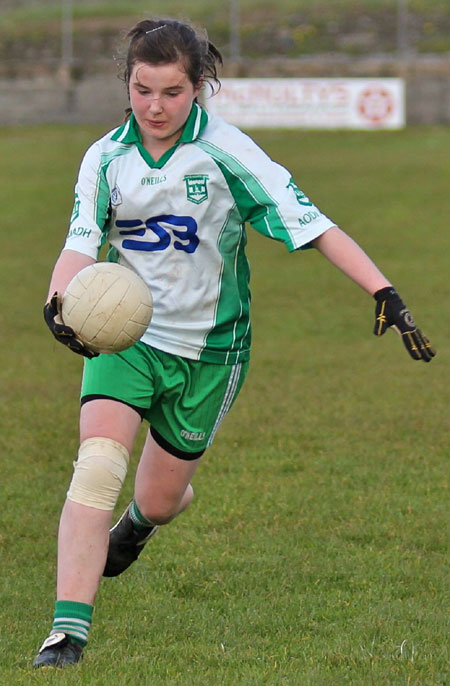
[[43, 292, 98, 359]]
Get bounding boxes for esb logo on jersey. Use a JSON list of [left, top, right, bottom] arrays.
[[117, 215, 200, 254]]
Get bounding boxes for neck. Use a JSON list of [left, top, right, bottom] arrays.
[[141, 130, 183, 162]]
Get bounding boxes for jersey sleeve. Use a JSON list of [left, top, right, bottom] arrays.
[[62, 142, 111, 259], [204, 125, 336, 251]]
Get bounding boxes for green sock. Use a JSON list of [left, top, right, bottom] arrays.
[[129, 499, 156, 532], [52, 600, 93, 647]]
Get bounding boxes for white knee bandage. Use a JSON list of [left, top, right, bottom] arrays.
[[67, 437, 130, 511]]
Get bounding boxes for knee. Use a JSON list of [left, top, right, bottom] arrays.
[[140, 506, 177, 526], [67, 437, 129, 511], [138, 499, 184, 525], [138, 484, 194, 525]]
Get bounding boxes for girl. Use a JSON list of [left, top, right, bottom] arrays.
[[34, 17, 434, 668]]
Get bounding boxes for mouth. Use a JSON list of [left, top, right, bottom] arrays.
[[147, 120, 166, 128]]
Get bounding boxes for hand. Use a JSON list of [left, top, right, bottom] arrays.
[[373, 287, 435, 362], [43, 292, 98, 359]]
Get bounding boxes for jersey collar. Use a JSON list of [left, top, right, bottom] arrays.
[[178, 101, 209, 144], [111, 102, 208, 153]]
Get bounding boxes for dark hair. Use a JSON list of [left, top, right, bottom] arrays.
[[121, 18, 223, 95]]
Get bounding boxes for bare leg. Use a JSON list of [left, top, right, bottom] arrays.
[[56, 400, 141, 604], [57, 501, 112, 604], [134, 430, 201, 525]]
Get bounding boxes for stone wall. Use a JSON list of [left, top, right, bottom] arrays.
[[1, 55, 449, 127]]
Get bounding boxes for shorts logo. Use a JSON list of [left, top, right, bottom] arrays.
[[111, 185, 122, 206], [180, 429, 206, 441], [184, 174, 209, 204]]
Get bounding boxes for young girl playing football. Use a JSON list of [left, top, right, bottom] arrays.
[[34, 17, 434, 668]]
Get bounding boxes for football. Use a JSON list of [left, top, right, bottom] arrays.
[[61, 262, 153, 354]]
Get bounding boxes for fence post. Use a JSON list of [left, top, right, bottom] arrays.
[[230, 0, 241, 62], [397, 0, 409, 56], [60, 0, 75, 114]]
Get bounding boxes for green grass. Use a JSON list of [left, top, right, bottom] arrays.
[[0, 124, 448, 685]]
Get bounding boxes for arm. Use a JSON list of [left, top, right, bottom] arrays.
[[312, 226, 391, 295], [46, 249, 96, 302], [312, 226, 435, 362], [43, 249, 97, 358], [44, 140, 106, 356]]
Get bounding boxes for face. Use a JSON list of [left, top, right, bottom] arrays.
[[129, 60, 201, 153]]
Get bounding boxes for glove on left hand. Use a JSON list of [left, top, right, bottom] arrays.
[[373, 287, 435, 362]]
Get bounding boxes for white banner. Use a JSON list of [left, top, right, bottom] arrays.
[[207, 78, 405, 129]]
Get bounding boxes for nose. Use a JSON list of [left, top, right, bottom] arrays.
[[148, 96, 163, 114]]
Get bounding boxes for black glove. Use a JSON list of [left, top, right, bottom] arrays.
[[43, 292, 98, 359], [373, 287, 435, 362]]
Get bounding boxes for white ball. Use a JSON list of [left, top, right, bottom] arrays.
[[61, 262, 153, 354]]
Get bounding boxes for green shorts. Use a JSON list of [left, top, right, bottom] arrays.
[[81, 342, 248, 459]]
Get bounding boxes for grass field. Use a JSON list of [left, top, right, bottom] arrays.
[[0, 124, 448, 685]]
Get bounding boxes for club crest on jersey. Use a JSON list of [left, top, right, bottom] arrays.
[[184, 174, 209, 204]]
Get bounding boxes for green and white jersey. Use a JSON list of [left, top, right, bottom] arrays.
[[64, 103, 335, 364]]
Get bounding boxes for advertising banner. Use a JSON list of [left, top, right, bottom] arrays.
[[207, 78, 405, 129]]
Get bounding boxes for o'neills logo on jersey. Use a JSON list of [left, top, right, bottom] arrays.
[[141, 175, 167, 186], [184, 174, 209, 204]]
